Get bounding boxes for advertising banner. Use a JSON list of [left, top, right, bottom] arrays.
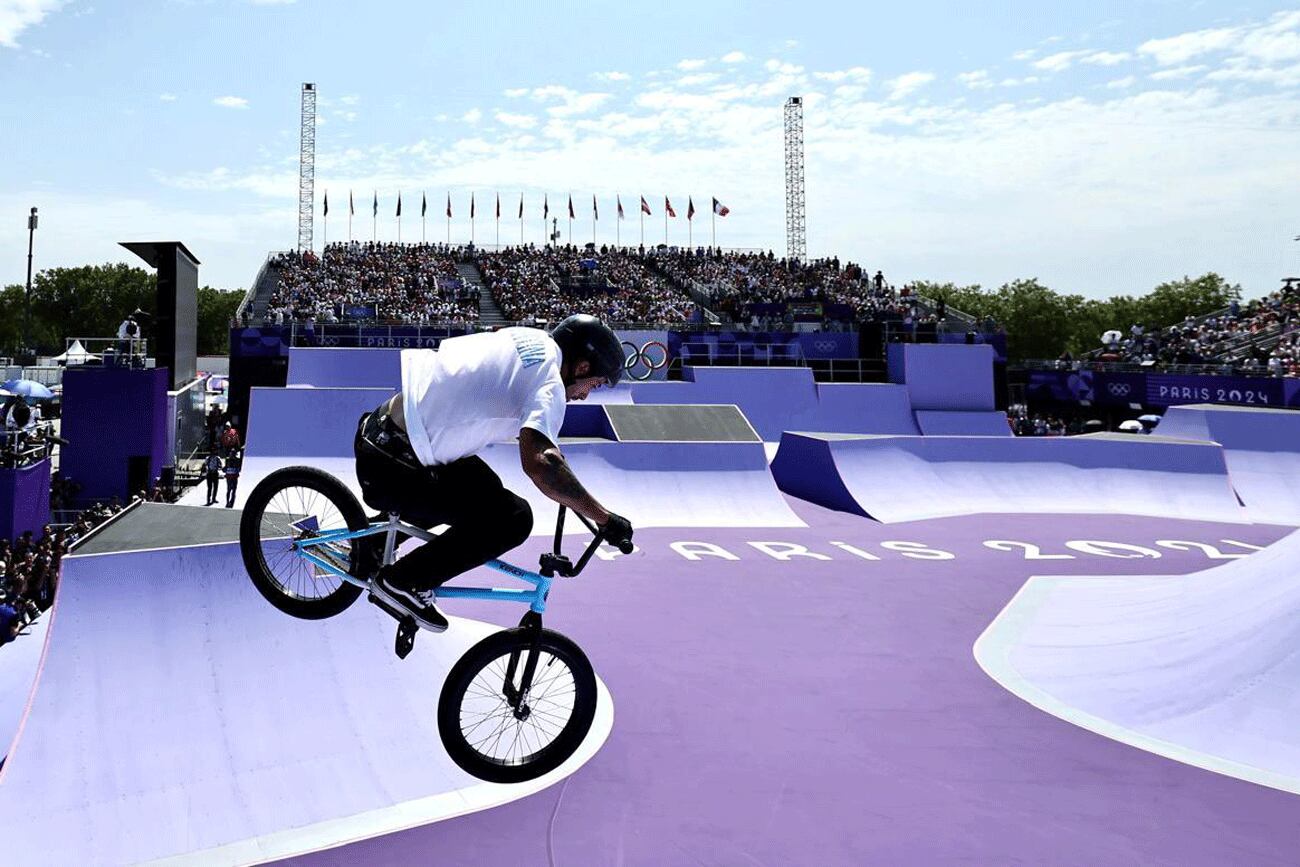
[[1026, 368, 1297, 409]]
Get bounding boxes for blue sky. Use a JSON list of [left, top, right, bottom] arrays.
[[3, 0, 1300, 299]]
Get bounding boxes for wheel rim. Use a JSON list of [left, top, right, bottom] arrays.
[[255, 483, 354, 602], [458, 648, 579, 769]]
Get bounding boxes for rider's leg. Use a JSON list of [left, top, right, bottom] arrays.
[[377, 456, 534, 592]]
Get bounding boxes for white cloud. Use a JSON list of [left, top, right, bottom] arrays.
[[0, 0, 64, 48], [213, 95, 249, 109], [159, 92, 177, 102], [1012, 48, 1037, 61], [503, 87, 530, 98], [677, 58, 707, 70], [339, 95, 359, 105], [1139, 25, 1241, 65], [495, 111, 537, 129], [1149, 65, 1207, 81], [527, 85, 611, 117], [593, 71, 630, 82], [957, 70, 994, 90], [1081, 50, 1130, 66], [462, 107, 482, 124], [999, 76, 1040, 87], [813, 66, 870, 84], [1105, 76, 1136, 89], [678, 73, 720, 87], [721, 50, 746, 63], [887, 71, 935, 101], [1033, 50, 1088, 72]]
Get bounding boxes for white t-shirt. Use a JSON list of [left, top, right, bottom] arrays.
[[401, 328, 565, 467]]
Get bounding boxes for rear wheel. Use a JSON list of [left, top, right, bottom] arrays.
[[239, 466, 368, 619], [438, 627, 598, 784]]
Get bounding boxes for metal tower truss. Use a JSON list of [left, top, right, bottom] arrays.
[[298, 83, 317, 252], [783, 96, 807, 262]]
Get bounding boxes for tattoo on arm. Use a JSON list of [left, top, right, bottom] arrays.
[[537, 450, 591, 506]]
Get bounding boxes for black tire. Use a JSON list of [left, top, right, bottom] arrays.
[[239, 466, 368, 620], [438, 627, 598, 784]]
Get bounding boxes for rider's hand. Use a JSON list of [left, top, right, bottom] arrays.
[[600, 512, 634, 553]]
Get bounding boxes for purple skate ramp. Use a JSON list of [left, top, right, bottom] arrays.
[[286, 347, 402, 389], [0, 608, 50, 766], [1157, 403, 1300, 525], [915, 409, 1012, 436], [771, 432, 1246, 524], [978, 528, 1300, 793], [631, 370, 923, 438], [244, 386, 394, 459], [887, 343, 996, 410], [0, 537, 612, 865]]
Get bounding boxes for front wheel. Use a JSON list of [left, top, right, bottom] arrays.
[[239, 466, 368, 620], [438, 627, 598, 784]]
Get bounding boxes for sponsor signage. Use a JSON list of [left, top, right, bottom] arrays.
[[1026, 368, 1298, 408]]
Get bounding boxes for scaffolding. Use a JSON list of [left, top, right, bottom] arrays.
[[297, 83, 317, 252], [783, 96, 807, 262]]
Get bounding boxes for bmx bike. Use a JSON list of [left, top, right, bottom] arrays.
[[237, 465, 631, 784]]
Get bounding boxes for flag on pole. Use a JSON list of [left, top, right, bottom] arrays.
[[421, 192, 427, 217], [323, 191, 329, 216], [568, 196, 575, 220], [617, 196, 625, 220], [372, 192, 378, 217], [396, 192, 402, 217], [518, 194, 524, 219], [544, 195, 549, 219], [349, 190, 354, 216], [592, 195, 598, 220], [640, 196, 651, 215], [713, 197, 731, 216], [470, 193, 476, 219], [665, 197, 676, 218], [446, 193, 452, 218], [687, 197, 695, 221], [496, 193, 501, 219]]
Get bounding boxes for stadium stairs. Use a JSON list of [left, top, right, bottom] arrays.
[[461, 261, 508, 328]]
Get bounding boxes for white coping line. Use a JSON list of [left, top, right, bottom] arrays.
[[972, 572, 1300, 797], [142, 677, 615, 867], [66, 537, 241, 560]]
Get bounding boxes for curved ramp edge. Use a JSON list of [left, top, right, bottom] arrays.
[[0, 543, 612, 865], [974, 529, 1300, 795]]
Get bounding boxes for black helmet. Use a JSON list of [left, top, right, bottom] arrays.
[[550, 314, 624, 386]]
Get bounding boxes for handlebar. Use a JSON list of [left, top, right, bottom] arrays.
[[542, 506, 633, 578]]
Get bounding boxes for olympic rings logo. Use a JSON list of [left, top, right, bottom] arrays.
[[622, 340, 669, 381], [1107, 383, 1131, 397]]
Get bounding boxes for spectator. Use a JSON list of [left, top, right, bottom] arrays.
[[224, 450, 242, 509], [203, 452, 222, 506]]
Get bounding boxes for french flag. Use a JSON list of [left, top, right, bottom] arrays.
[[712, 197, 730, 217]]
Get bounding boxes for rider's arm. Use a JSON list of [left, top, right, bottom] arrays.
[[518, 427, 610, 525]]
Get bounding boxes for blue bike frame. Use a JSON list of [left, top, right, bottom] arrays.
[[291, 520, 555, 614]]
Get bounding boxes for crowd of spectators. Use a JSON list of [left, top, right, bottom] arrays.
[[267, 242, 480, 327], [1096, 280, 1300, 375], [475, 245, 695, 325], [0, 497, 129, 646]]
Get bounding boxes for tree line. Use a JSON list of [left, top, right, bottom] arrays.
[[913, 273, 1242, 362], [1, 263, 244, 357]]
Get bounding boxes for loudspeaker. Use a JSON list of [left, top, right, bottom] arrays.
[[120, 242, 200, 390]]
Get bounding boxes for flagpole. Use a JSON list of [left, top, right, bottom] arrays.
[[348, 191, 353, 242], [323, 191, 327, 251], [397, 192, 402, 244], [688, 213, 692, 249], [640, 203, 644, 248]]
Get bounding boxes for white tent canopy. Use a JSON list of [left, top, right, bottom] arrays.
[[52, 340, 100, 364]]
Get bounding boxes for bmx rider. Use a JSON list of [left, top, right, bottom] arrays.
[[354, 314, 634, 631]]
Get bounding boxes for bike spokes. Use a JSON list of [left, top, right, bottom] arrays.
[[460, 651, 578, 769], [256, 483, 353, 602]]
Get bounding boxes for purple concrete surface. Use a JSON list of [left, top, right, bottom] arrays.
[[0, 543, 612, 864], [887, 343, 996, 411], [286, 348, 402, 389], [771, 432, 1246, 524], [244, 386, 394, 458], [631, 370, 922, 439], [1155, 404, 1300, 524], [283, 509, 1300, 865], [914, 409, 1013, 436], [0, 605, 49, 766]]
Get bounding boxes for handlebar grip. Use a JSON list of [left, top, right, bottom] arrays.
[[616, 539, 634, 555]]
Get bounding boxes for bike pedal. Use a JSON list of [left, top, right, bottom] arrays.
[[395, 618, 417, 659]]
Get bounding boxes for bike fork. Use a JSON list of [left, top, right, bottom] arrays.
[[503, 610, 544, 713]]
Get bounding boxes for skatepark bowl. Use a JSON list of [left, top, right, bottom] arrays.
[[4, 356, 1300, 865]]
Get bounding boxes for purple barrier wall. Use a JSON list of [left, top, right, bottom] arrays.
[[1027, 369, 1298, 409], [244, 387, 395, 458], [914, 411, 1012, 437], [813, 384, 920, 435], [287, 348, 402, 389], [888, 344, 995, 411], [558, 404, 617, 439], [1156, 404, 1300, 452], [0, 459, 52, 541], [61, 367, 169, 502]]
